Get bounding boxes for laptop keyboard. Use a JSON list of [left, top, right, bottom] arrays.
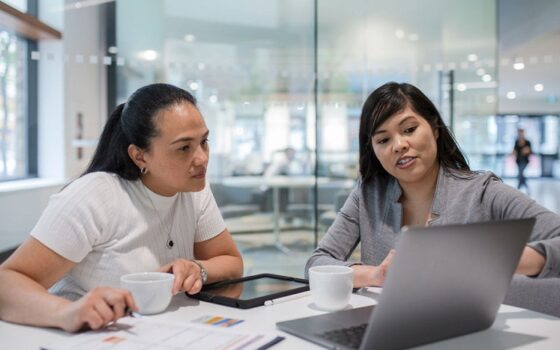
[[316, 323, 367, 349]]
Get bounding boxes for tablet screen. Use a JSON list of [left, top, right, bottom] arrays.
[[202, 276, 307, 301]]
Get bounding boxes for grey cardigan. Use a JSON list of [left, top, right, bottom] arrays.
[[306, 167, 560, 278]]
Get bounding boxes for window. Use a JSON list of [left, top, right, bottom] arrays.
[[0, 30, 31, 180]]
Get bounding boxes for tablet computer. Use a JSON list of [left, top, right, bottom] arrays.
[[190, 273, 309, 309]]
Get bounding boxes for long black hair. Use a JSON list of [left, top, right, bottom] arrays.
[[358, 82, 469, 185], [83, 83, 197, 180]]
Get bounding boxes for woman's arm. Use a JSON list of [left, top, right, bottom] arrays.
[[516, 246, 546, 276], [486, 180, 560, 278], [0, 237, 136, 332], [305, 189, 362, 271], [159, 229, 243, 295], [194, 228, 243, 283]]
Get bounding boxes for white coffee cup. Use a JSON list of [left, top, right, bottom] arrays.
[[120, 272, 174, 315], [309, 265, 353, 312]]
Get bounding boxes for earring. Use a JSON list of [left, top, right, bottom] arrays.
[[140, 167, 148, 175]]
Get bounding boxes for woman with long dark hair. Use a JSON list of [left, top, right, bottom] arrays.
[[306, 82, 560, 287], [0, 83, 243, 332]]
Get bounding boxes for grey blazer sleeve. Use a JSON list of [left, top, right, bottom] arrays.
[[305, 187, 362, 277], [484, 180, 560, 278]]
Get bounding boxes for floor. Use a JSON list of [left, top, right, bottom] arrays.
[[232, 177, 560, 279]]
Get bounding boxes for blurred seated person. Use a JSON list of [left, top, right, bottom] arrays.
[[264, 147, 297, 177], [255, 148, 299, 214]]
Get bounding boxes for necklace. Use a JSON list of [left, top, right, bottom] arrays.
[[143, 183, 178, 249]]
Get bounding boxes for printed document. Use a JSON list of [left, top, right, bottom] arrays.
[[42, 317, 283, 350]]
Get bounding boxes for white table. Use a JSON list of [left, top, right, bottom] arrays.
[[2, 288, 559, 349], [221, 176, 355, 253]]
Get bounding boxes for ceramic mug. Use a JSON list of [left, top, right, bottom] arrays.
[[309, 265, 353, 311], [120, 272, 174, 315]]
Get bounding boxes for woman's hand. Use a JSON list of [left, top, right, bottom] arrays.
[[56, 287, 137, 333], [516, 246, 545, 277], [352, 249, 396, 288], [158, 259, 204, 295]]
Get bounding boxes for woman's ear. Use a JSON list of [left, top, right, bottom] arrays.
[[128, 144, 146, 170]]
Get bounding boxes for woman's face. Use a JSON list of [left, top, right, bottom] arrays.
[[371, 106, 439, 186], [142, 102, 209, 195]]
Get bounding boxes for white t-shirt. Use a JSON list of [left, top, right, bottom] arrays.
[[31, 172, 226, 300]]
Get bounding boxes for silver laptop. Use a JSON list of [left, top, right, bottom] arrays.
[[277, 218, 535, 349]]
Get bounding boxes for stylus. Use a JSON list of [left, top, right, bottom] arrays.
[[264, 291, 311, 306]]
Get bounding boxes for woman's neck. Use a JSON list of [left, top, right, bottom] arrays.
[[141, 176, 177, 197], [399, 163, 439, 205], [398, 164, 440, 227]]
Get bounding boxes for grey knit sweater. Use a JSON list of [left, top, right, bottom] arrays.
[[306, 167, 560, 279]]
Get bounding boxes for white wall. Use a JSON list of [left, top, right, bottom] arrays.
[[0, 181, 63, 250]]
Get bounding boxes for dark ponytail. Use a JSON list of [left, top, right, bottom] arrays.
[[82, 83, 197, 180]]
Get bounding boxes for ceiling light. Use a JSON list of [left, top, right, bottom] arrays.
[[467, 54, 478, 62], [184, 34, 196, 42], [482, 74, 492, 82], [189, 81, 199, 91], [456, 83, 467, 91], [486, 95, 496, 103], [513, 62, 525, 70], [209, 95, 218, 103], [395, 29, 405, 39], [476, 68, 485, 76], [534, 84, 544, 92], [506, 91, 516, 99], [138, 50, 158, 61]]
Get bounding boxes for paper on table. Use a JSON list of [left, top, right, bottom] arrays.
[[41, 317, 283, 350]]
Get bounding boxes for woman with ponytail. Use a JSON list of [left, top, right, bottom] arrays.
[[0, 83, 243, 332]]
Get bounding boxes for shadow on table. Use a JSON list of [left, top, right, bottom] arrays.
[[417, 327, 546, 350], [166, 294, 200, 312]]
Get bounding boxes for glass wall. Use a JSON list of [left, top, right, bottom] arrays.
[[317, 0, 498, 179], [115, 0, 498, 240], [116, 0, 316, 176]]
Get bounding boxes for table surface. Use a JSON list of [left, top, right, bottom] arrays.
[[1, 288, 559, 349]]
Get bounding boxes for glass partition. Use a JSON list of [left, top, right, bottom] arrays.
[[116, 0, 317, 247], [115, 0, 498, 255], [317, 0, 498, 181]]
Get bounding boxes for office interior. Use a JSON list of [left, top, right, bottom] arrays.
[[1, 0, 560, 278]]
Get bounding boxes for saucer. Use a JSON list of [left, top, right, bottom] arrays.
[[308, 302, 352, 312]]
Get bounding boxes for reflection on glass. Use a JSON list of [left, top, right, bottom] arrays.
[[115, 0, 499, 237]]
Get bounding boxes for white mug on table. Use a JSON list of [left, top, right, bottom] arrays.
[[309, 265, 353, 311], [120, 272, 174, 315]]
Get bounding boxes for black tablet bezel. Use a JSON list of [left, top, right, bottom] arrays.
[[190, 273, 309, 309]]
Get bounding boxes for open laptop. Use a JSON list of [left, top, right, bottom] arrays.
[[277, 218, 535, 349]]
